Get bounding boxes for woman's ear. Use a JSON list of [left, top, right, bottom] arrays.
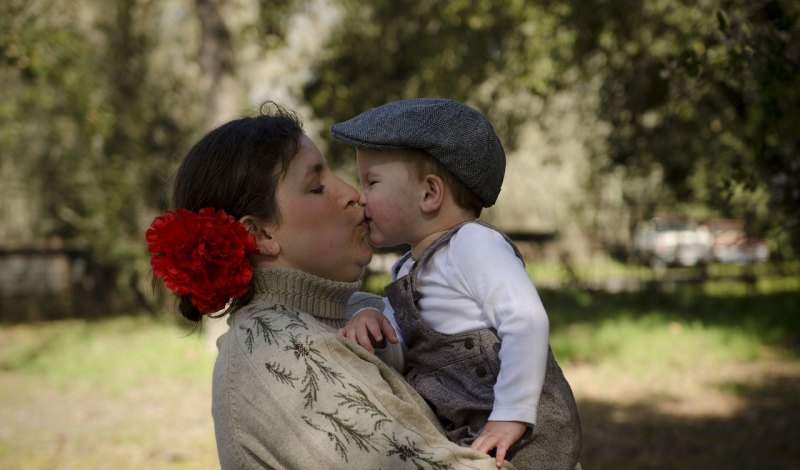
[[239, 215, 281, 257], [420, 174, 445, 214]]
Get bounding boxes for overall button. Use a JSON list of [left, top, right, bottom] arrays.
[[475, 366, 487, 378], [464, 338, 475, 350]]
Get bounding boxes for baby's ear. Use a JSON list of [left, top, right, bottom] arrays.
[[239, 215, 281, 257], [420, 174, 445, 213]]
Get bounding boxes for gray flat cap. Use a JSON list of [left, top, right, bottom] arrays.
[[330, 98, 505, 207]]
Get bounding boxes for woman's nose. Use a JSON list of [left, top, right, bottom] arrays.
[[357, 191, 367, 207], [338, 178, 360, 207]]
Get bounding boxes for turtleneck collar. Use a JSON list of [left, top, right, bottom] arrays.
[[250, 267, 360, 328]]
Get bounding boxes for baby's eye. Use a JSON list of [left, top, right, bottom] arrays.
[[310, 185, 325, 194]]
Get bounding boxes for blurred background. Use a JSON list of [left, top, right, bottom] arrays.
[[1, 0, 798, 468]]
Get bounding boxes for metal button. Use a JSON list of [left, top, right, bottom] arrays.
[[476, 366, 487, 378], [464, 338, 475, 350]]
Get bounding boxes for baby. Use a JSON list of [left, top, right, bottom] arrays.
[[332, 99, 582, 469]]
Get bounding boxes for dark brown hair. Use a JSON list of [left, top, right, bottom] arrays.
[[171, 103, 303, 322]]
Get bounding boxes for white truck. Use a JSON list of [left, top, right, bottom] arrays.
[[633, 218, 713, 268]]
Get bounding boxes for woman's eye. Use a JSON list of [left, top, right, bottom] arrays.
[[311, 185, 325, 194]]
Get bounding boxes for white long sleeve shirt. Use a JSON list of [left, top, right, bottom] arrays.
[[384, 222, 550, 425]]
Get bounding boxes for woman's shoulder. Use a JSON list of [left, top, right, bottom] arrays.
[[215, 302, 330, 376]]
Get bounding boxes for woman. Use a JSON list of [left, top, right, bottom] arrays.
[[147, 104, 514, 469]]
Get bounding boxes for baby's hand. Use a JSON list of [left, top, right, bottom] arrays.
[[337, 308, 399, 353], [470, 421, 527, 468]]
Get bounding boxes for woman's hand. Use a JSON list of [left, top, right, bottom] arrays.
[[470, 420, 527, 468], [337, 308, 399, 353]]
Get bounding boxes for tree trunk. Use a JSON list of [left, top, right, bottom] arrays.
[[194, 0, 242, 129]]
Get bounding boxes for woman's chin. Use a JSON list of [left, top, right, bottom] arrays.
[[357, 246, 374, 271]]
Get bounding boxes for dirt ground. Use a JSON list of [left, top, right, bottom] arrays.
[[1, 335, 798, 469], [572, 355, 800, 469], [2, 357, 798, 469]]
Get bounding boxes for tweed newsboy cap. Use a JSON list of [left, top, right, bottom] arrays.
[[330, 98, 505, 207]]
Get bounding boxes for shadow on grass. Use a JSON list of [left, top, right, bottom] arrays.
[[540, 287, 800, 357], [578, 373, 800, 469]]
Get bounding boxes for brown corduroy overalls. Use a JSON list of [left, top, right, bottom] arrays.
[[385, 221, 582, 469]]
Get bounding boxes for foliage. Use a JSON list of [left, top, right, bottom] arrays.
[[1, 0, 205, 312], [550, 0, 800, 249], [2, 0, 798, 312], [303, 0, 800, 253], [302, 0, 576, 164]]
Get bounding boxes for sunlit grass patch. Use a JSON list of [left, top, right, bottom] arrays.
[[551, 313, 764, 372], [0, 316, 215, 392]]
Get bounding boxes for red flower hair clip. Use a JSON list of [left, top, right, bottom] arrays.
[[146, 208, 258, 314]]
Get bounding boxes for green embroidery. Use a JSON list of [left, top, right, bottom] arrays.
[[303, 410, 379, 462], [384, 434, 452, 470], [243, 326, 255, 354], [280, 308, 310, 331], [241, 311, 283, 353], [241, 306, 311, 354], [285, 334, 345, 407], [335, 384, 390, 431], [254, 315, 282, 345], [264, 361, 298, 386]]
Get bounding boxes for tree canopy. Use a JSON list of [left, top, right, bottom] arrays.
[[1, 0, 797, 313], [304, 0, 799, 252]]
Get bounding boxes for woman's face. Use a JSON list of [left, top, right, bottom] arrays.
[[269, 135, 372, 282]]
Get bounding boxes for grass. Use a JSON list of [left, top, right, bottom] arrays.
[[0, 316, 213, 389], [1, 266, 798, 469], [0, 316, 218, 469]]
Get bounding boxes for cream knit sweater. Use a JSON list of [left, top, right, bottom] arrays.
[[212, 267, 515, 469]]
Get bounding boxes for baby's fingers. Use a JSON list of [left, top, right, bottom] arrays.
[[493, 442, 509, 468], [380, 317, 400, 344], [339, 326, 375, 352]]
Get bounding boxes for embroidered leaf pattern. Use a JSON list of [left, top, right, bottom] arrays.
[[335, 384, 390, 431], [285, 334, 345, 407], [254, 315, 282, 345], [241, 306, 310, 354], [303, 410, 379, 462], [384, 434, 452, 470], [242, 326, 255, 354], [279, 307, 309, 331], [303, 415, 349, 460], [265, 361, 297, 386], [241, 312, 283, 353]]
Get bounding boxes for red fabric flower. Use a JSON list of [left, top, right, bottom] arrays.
[[146, 207, 258, 314]]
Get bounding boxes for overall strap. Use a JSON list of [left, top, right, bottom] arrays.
[[391, 251, 414, 280], [408, 220, 524, 280]]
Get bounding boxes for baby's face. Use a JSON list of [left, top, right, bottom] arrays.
[[356, 149, 424, 248]]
